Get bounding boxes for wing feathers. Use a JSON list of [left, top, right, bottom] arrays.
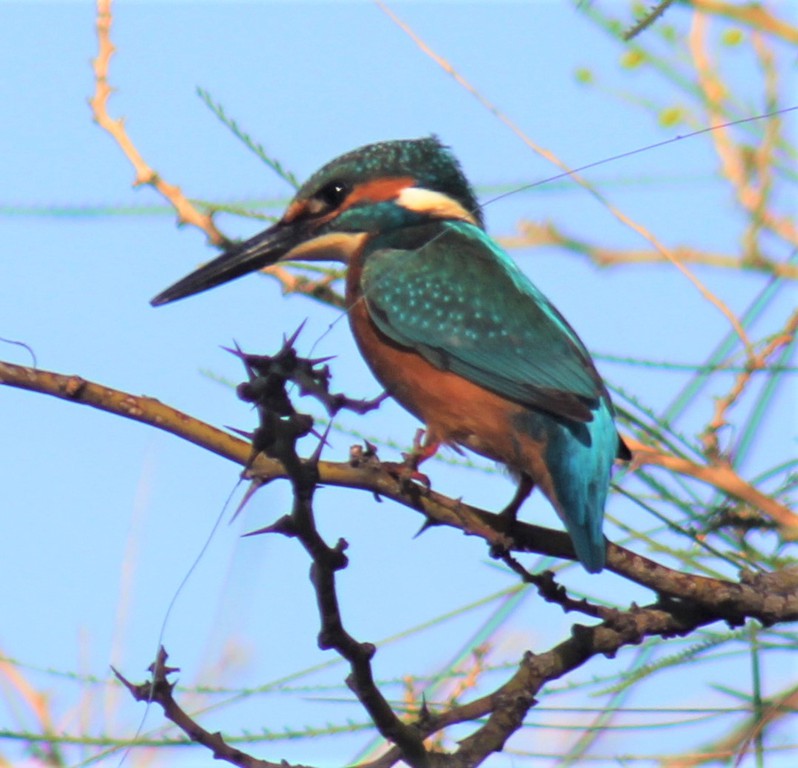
[[361, 222, 606, 423]]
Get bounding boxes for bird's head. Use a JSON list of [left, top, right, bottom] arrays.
[[151, 137, 482, 306]]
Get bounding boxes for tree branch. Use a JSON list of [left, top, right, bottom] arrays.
[[498, 220, 798, 280], [692, 0, 798, 46], [113, 648, 315, 768], [6, 347, 797, 767], [2, 358, 796, 624]]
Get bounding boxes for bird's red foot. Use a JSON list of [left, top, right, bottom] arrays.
[[383, 429, 439, 490], [384, 462, 431, 490]]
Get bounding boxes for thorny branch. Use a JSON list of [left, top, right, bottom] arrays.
[[2, 342, 796, 766], [623, 0, 678, 41], [7, 4, 793, 764], [1, 356, 796, 593], [113, 648, 315, 768], [229, 335, 427, 767]]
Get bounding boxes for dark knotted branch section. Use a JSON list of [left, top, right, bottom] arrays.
[[230, 335, 426, 766], [2, 343, 797, 768], [113, 648, 309, 768], [112, 334, 430, 768]]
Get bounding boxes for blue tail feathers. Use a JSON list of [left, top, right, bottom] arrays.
[[517, 399, 618, 573]]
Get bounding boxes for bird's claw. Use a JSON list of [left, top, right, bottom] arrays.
[[350, 439, 431, 490], [379, 427, 440, 491], [383, 457, 432, 492]]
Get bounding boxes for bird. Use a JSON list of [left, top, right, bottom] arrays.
[[152, 137, 630, 573]]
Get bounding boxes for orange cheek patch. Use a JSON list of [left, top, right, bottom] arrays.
[[282, 200, 308, 224], [342, 176, 415, 210]]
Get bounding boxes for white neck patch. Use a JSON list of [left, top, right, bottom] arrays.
[[396, 187, 479, 226]]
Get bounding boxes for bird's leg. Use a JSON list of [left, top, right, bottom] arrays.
[[487, 475, 535, 560], [500, 474, 535, 523], [385, 428, 439, 489], [410, 428, 440, 463], [401, 428, 440, 487]]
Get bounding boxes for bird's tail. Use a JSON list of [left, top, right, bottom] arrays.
[[518, 400, 619, 573]]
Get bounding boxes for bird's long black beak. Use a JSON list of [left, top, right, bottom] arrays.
[[151, 222, 301, 307]]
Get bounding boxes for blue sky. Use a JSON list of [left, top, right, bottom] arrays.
[[1, 2, 796, 767]]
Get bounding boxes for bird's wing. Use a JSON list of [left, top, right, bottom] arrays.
[[360, 221, 605, 423]]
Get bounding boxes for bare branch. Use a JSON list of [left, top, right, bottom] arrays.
[[89, 0, 345, 307], [113, 648, 315, 768], [498, 220, 798, 280], [234, 338, 430, 767], [692, 0, 798, 45], [701, 311, 798, 459], [2, 358, 796, 623]]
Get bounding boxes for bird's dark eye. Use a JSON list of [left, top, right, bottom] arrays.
[[315, 180, 349, 209]]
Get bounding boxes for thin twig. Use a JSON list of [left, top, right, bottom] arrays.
[[498, 220, 798, 280], [701, 311, 798, 459], [626, 436, 798, 536], [691, 0, 798, 45], [89, 0, 224, 245], [113, 648, 312, 768], [89, 0, 344, 306], [689, 12, 798, 252], [624, 0, 678, 41]]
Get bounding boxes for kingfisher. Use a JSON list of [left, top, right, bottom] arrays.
[[152, 137, 630, 573]]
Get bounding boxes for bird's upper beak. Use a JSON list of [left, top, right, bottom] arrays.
[[151, 221, 303, 307]]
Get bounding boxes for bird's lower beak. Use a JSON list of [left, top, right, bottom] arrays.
[[151, 222, 301, 307]]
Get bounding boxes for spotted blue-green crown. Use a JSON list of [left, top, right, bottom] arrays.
[[298, 137, 484, 228]]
